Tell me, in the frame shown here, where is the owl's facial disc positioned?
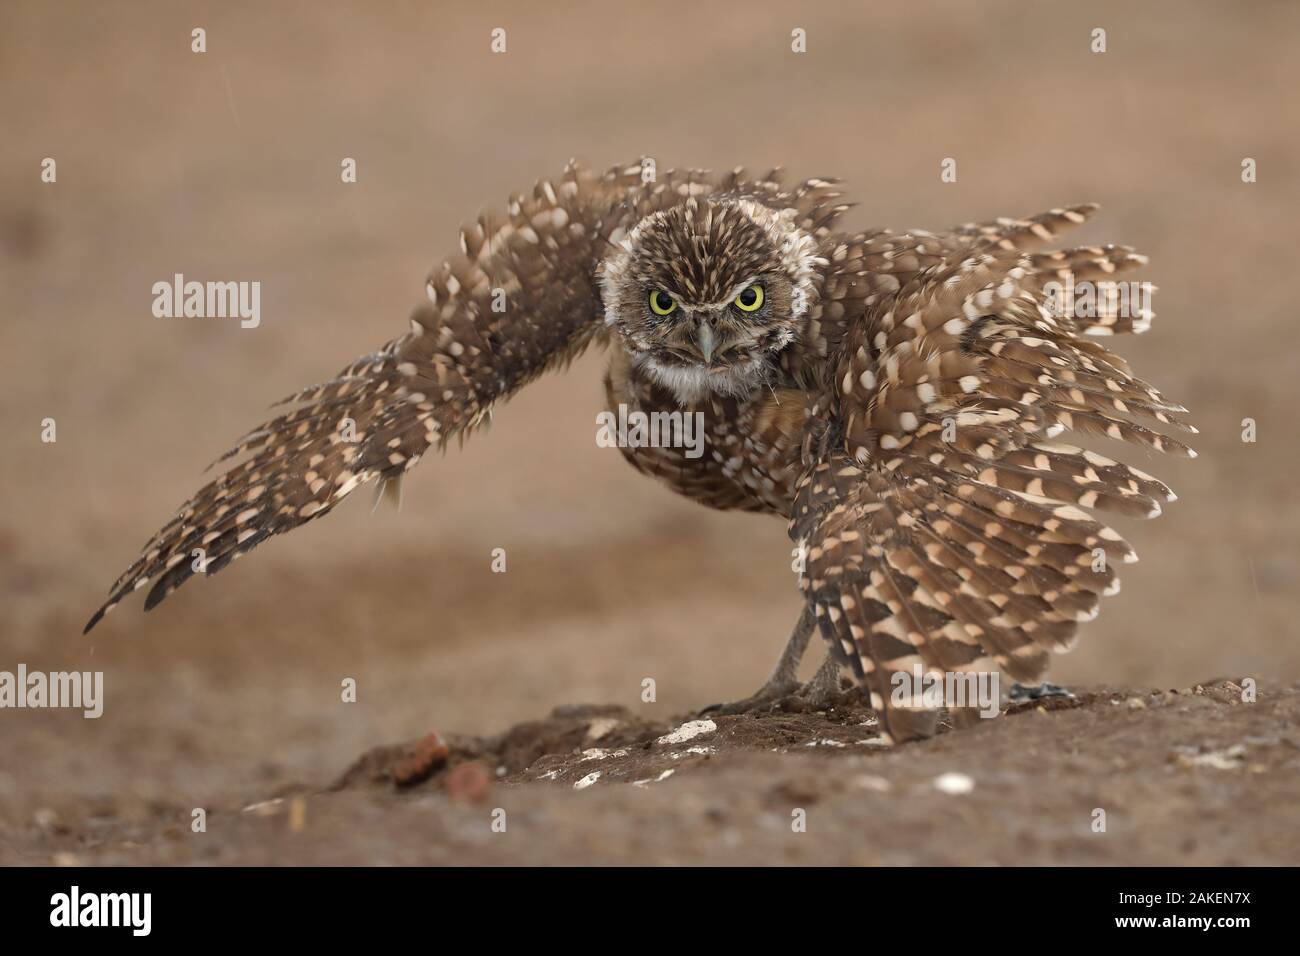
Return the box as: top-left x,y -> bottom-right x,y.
600,198 -> 821,404
633,280 -> 787,398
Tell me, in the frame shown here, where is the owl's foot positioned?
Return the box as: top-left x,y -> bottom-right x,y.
798,653 -> 844,709
701,606 -> 815,716
700,675 -> 802,716
1008,681 -> 1076,702
702,654 -> 847,715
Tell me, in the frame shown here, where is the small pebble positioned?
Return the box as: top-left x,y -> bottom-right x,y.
933,772 -> 975,794
446,762 -> 493,802
657,719 -> 717,745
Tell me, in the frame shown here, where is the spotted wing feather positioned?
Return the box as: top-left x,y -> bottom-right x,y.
793,214 -> 1191,742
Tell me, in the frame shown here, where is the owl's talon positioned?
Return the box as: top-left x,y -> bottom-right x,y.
703,654 -> 848,716
701,678 -> 800,716
703,607 -> 817,716
798,654 -> 844,709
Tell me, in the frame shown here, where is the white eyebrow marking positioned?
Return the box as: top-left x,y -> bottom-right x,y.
687,277 -> 763,312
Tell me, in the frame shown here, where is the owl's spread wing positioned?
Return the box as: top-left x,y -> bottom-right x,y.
86,162 -> 853,632
85,162 -> 617,631
791,213 -> 1194,743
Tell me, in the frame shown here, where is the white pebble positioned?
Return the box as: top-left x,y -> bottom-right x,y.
656,719 -> 717,745
933,772 -> 975,794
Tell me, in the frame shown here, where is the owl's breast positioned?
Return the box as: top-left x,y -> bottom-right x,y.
602,351 -> 807,515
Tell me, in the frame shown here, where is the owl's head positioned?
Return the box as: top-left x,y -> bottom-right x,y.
600,198 -> 821,404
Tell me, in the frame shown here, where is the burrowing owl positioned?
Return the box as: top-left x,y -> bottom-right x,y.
86,160 -> 1193,743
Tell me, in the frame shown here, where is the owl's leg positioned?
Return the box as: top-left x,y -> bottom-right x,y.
798,652 -> 844,708
701,605 -> 815,715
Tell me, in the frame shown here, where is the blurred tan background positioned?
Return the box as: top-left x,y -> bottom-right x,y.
2,0 -> 1298,813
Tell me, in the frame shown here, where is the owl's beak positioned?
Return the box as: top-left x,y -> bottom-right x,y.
694,323 -> 717,362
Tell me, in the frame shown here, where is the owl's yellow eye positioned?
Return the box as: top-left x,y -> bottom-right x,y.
734,284 -> 764,312
648,290 -> 677,316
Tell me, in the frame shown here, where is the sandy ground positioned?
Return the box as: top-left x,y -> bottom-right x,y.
2,0 -> 1298,865
12,682 -> 1300,866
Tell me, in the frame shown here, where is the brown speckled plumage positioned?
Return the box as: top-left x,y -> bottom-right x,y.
87,160 -> 1192,743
